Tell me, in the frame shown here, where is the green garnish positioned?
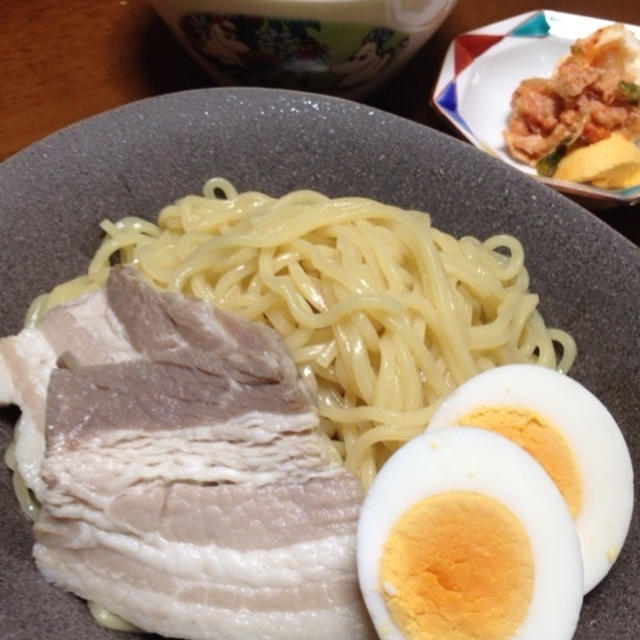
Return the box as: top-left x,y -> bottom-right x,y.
570,45 -> 584,56
619,81 -> 640,105
536,144 -> 567,177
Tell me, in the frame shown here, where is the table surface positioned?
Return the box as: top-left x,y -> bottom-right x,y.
1,0 -> 639,243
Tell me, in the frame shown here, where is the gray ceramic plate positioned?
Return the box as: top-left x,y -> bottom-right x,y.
0,87 -> 638,640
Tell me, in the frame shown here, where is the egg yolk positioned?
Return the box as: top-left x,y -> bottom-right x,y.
458,407 -> 582,518
380,491 -> 534,640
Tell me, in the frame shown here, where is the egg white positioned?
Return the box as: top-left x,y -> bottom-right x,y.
357,427 -> 584,640
427,364 -> 634,594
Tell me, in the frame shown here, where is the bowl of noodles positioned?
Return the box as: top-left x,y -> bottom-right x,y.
0,87 -> 639,639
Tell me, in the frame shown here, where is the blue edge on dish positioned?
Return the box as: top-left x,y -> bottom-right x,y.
435,10 -> 640,199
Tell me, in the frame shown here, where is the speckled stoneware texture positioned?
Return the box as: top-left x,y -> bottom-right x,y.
0,87 -> 638,640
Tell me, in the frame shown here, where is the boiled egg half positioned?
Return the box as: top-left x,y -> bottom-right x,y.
427,364 -> 634,593
357,427 -> 583,640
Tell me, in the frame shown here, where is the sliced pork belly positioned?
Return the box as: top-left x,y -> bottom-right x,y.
2,267 -> 375,640
0,284 -> 140,498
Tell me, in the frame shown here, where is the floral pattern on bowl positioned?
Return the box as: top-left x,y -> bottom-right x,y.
432,10 -> 640,207
180,13 -> 409,93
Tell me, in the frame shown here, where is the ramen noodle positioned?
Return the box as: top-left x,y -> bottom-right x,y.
21,179 -> 576,490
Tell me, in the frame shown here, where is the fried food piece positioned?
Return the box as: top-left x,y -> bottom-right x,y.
504,24 -> 640,169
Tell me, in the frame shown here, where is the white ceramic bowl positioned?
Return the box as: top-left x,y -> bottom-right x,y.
151,0 -> 458,98
432,10 -> 640,207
